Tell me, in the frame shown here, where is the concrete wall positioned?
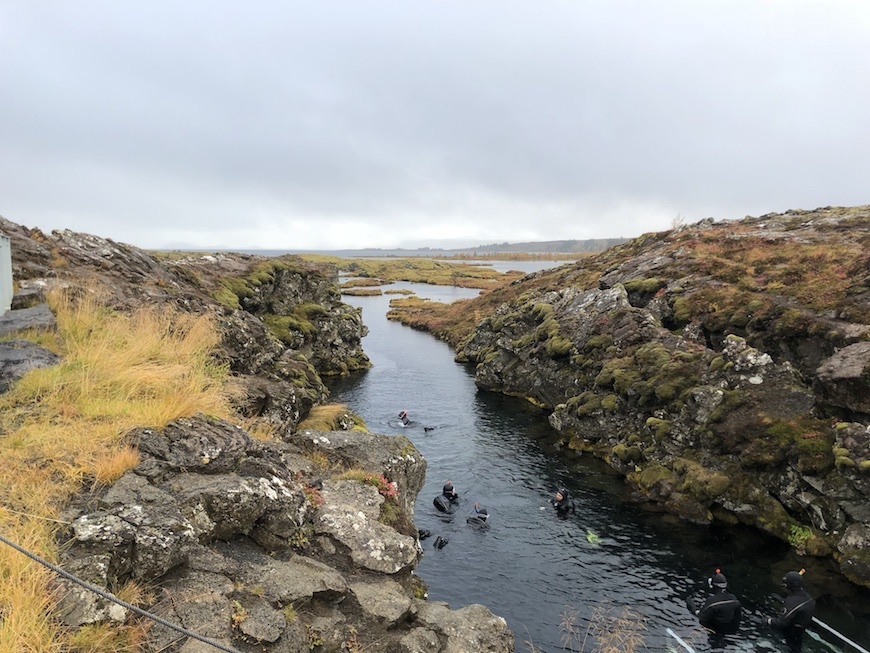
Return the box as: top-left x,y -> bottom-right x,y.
0,233 -> 11,315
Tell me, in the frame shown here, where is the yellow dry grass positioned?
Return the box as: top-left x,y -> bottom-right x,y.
297,403 -> 367,432
0,288 -> 239,652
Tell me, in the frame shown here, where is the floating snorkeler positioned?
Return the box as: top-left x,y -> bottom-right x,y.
548,487 -> 575,518
433,481 -> 459,513
466,503 -> 489,528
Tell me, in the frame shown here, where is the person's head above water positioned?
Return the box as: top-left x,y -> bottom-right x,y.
442,482 -> 456,497
783,570 -> 805,590
708,570 -> 728,590
473,503 -> 488,521
555,487 -> 569,501
399,410 -> 407,419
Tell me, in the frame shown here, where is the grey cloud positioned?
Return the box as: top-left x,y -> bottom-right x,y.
1,1 -> 868,249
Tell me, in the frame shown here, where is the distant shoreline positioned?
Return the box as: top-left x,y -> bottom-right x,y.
152,239 -> 627,260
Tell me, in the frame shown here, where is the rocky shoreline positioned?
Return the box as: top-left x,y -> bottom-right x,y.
448,206 -> 870,587
0,215 -> 515,652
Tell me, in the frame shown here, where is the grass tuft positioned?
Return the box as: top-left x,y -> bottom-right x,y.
0,288 -> 238,650
297,404 -> 367,432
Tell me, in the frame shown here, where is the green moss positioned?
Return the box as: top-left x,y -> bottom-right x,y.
263,314 -> 316,343
708,389 -> 745,423
214,284 -> 241,310
623,278 -> 666,294
645,417 -> 672,440
531,303 -> 554,321
568,391 -> 602,417
611,443 -> 629,462
483,347 -> 500,363
832,447 -> 850,458
634,463 -> 674,490
513,333 -> 535,349
611,368 -> 638,394
295,303 -> 328,319
601,394 -> 619,411
546,334 -> 573,357
672,296 -> 693,323
634,341 -> 671,369
410,575 -> 428,600
788,524 -> 812,548
859,460 -> 870,473
379,501 -> 399,526
678,460 -> 731,502
585,334 -> 614,351
612,444 -> 642,463
709,356 -> 725,372
835,456 -> 856,469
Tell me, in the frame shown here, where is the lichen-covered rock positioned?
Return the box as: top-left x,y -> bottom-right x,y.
411,601 -> 515,653
815,342 -> 870,417
316,480 -> 419,574
454,207 -> 870,586
1,215 -> 367,430
0,304 -> 56,336
350,578 -> 413,625
55,415 -> 512,651
293,428 -> 426,521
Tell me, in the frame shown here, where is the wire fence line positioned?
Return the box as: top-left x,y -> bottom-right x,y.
0,531 -> 243,653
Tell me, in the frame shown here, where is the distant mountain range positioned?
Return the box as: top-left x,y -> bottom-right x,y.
226,238 -> 630,258
464,238 -> 629,254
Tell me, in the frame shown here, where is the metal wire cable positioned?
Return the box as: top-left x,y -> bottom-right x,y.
0,532 -> 242,653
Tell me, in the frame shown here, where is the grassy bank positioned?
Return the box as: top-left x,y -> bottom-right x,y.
0,289 -> 239,651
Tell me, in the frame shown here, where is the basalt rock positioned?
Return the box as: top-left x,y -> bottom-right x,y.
814,342 -> 870,418
0,215 -> 514,651
0,337 -> 61,393
56,415 -> 513,652
0,215 -> 366,431
455,206 -> 870,587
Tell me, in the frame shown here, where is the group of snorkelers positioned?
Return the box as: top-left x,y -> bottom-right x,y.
420,482 -> 574,550
403,398 -> 823,652
424,478 -> 817,652
431,482 -> 489,525
417,482 -> 489,550
685,567 -> 817,652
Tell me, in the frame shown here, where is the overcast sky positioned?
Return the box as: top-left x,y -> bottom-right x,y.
1,2 -> 868,250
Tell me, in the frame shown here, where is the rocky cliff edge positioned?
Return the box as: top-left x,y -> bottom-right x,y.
454,206 -> 870,587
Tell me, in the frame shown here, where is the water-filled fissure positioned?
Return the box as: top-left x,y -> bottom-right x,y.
326,278 -> 870,653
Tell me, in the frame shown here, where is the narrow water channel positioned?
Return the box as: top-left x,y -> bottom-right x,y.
326,279 -> 870,653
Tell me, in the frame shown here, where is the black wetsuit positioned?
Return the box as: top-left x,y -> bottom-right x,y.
549,495 -> 575,517
693,590 -> 742,634
466,514 -> 488,527
769,589 -> 816,652
433,491 -> 458,513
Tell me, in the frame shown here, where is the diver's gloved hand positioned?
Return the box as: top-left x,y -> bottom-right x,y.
686,597 -> 698,614
748,614 -> 768,625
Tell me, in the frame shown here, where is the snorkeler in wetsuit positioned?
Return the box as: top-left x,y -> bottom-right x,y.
687,570 -> 741,649
466,503 -> 489,527
756,570 -> 816,652
548,487 -> 575,518
433,482 -> 459,513
398,410 -> 410,426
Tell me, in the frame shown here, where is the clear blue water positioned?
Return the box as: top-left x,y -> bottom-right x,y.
326,280 -> 870,653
